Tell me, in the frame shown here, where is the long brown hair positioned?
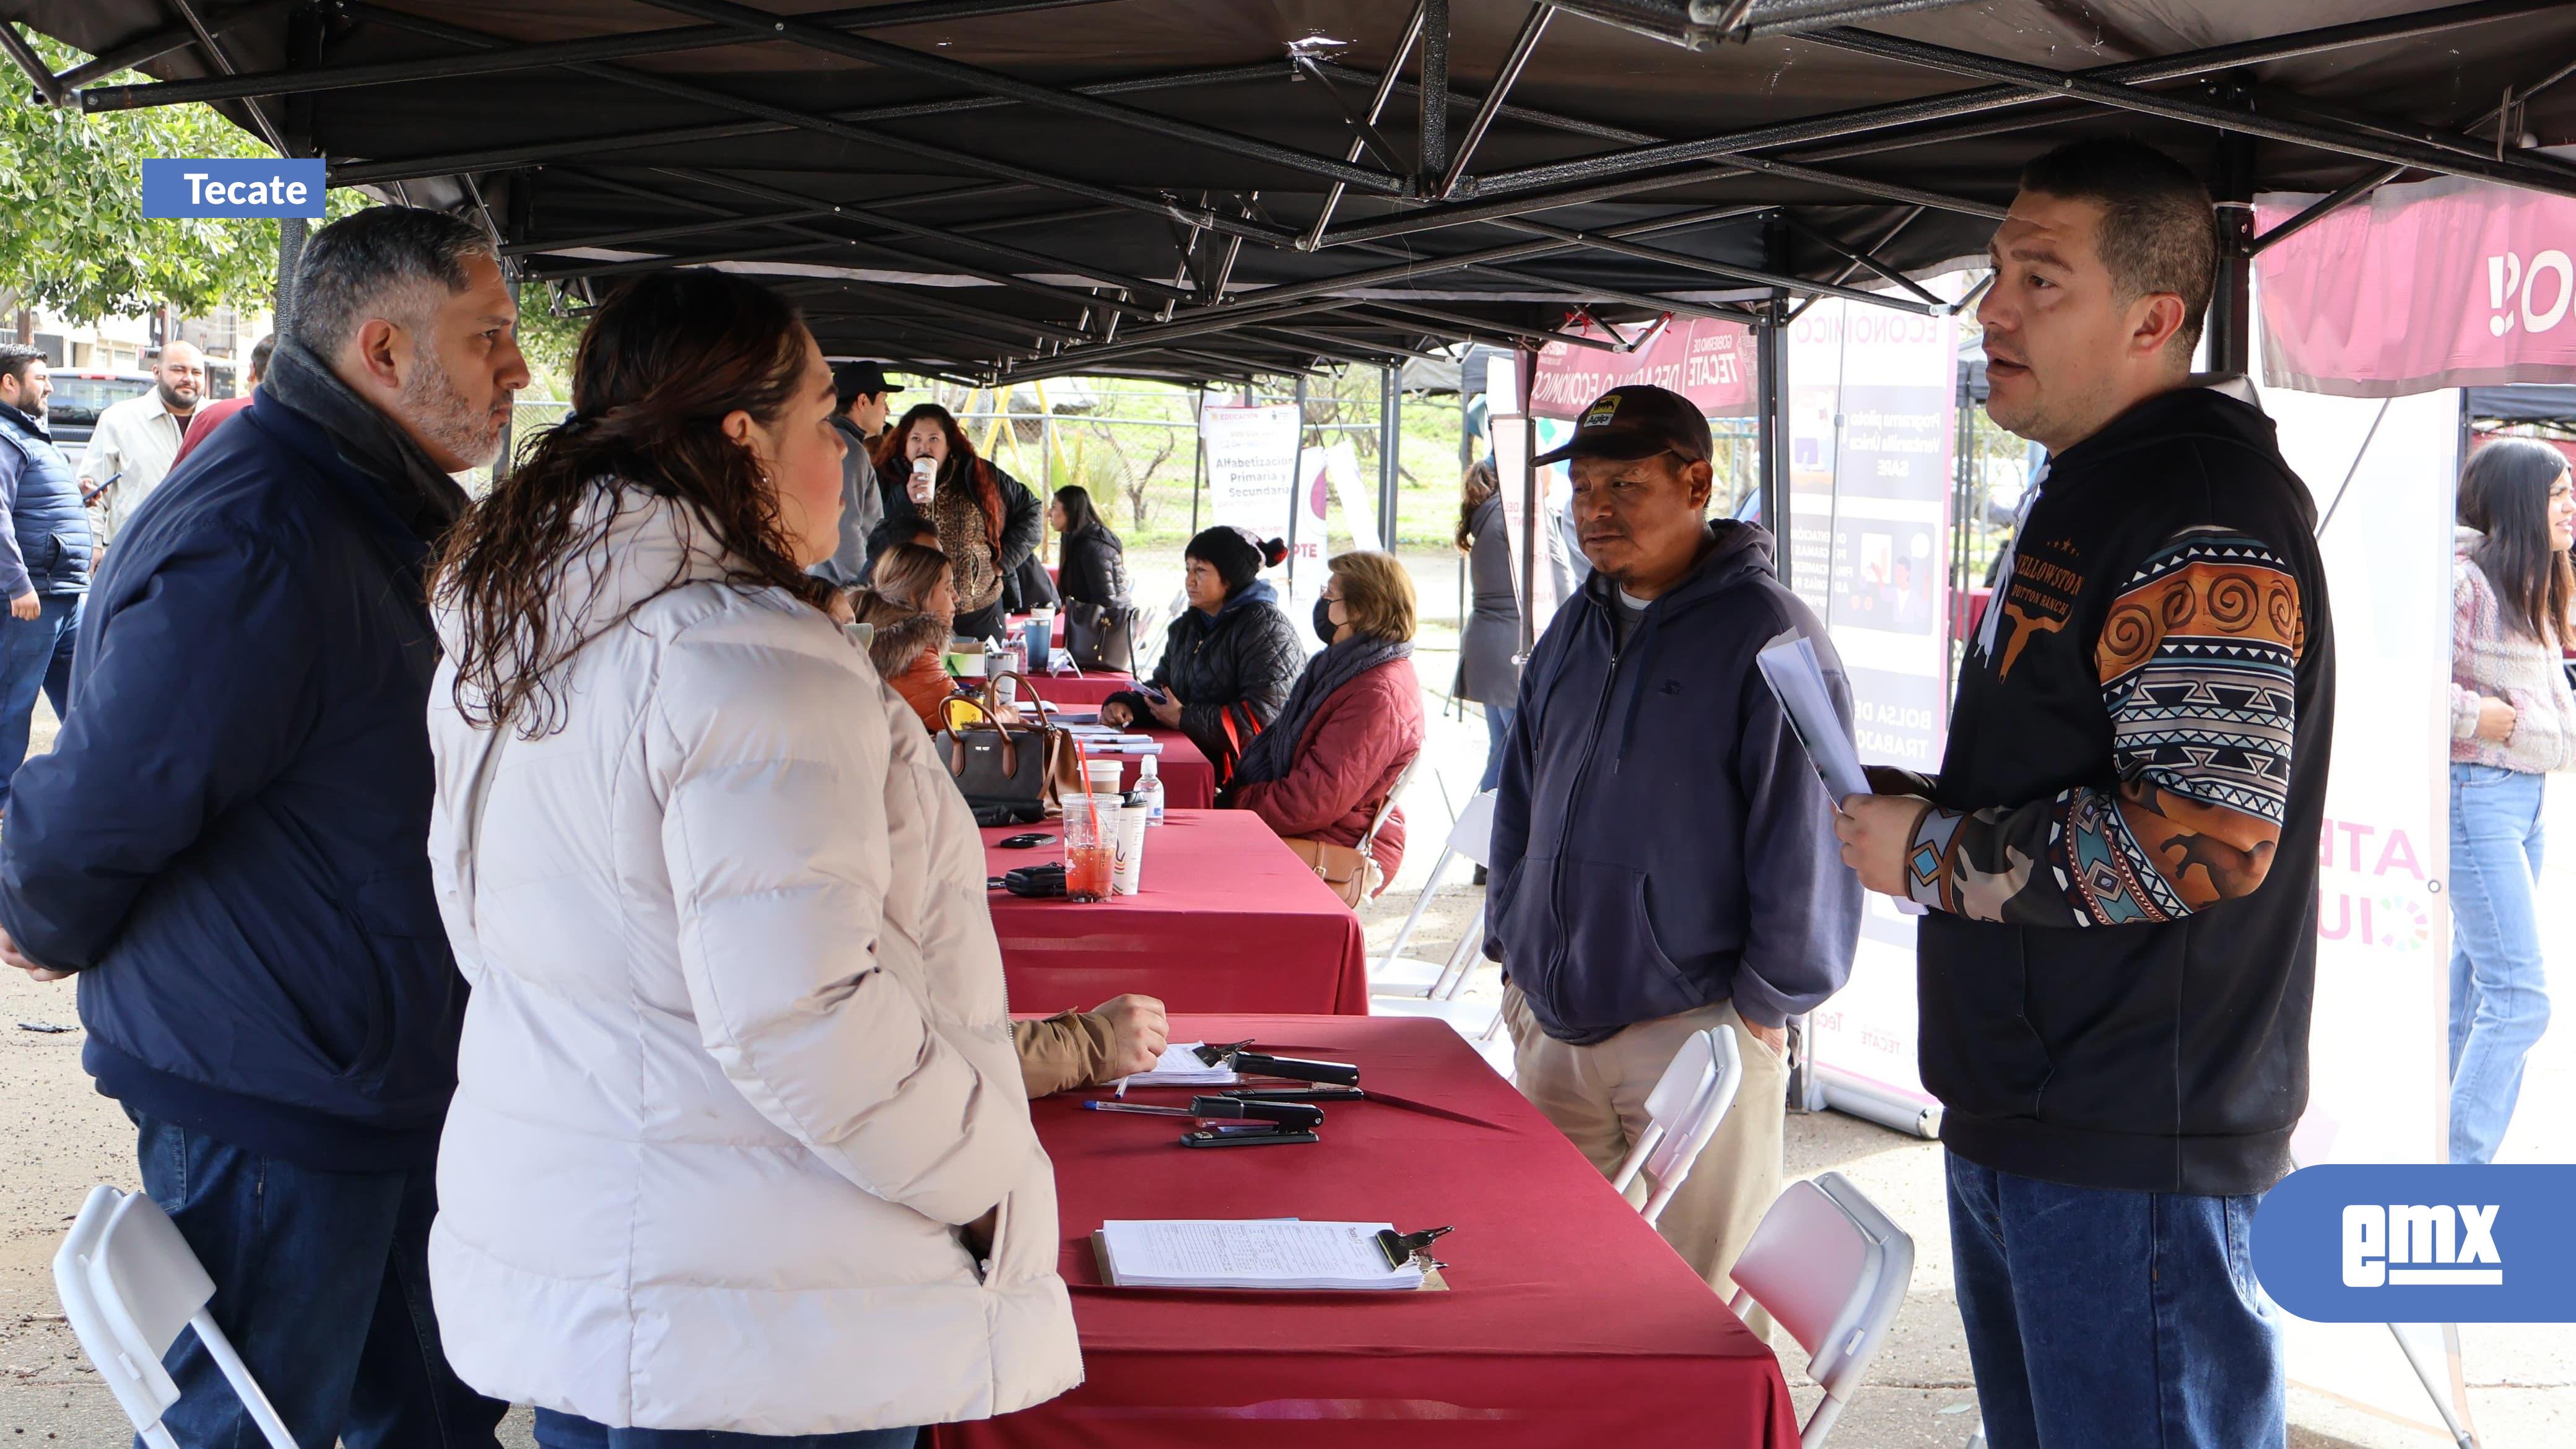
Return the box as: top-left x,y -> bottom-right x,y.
1456,459 -> 1498,553
433,271 -> 833,736
2461,437 -> 2576,644
853,541 -> 951,618
869,402 -> 981,484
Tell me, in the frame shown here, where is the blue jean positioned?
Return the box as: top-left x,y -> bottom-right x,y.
2447,762 -> 2552,1165
1947,1154 -> 2282,1449
0,591 -> 77,810
534,1411 -> 918,1449
133,1114 -> 506,1449
1477,702 -> 1518,794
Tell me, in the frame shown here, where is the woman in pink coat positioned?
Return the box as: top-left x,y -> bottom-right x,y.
1222,551 -> 1425,902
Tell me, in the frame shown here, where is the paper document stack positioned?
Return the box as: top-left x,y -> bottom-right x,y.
1755,635 -> 1927,916
1116,1043 -> 1240,1088
1097,1220 -> 1424,1290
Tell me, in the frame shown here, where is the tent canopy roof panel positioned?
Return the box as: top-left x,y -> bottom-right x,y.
9,0 -> 2576,383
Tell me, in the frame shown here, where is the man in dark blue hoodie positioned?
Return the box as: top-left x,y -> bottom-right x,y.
1487,383 -> 1862,1299
0,344 -> 90,815
0,208 -> 523,1449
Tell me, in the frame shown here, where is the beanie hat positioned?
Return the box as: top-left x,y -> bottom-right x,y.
1186,526 -> 1287,593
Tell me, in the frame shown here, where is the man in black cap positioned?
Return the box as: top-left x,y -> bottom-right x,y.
1484,384 -> 1862,1302
815,360 -> 900,586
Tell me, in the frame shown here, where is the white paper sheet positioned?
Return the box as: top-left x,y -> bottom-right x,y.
1098,1220 -> 1422,1290
1114,1043 -> 1240,1089
1756,635 -> 1926,915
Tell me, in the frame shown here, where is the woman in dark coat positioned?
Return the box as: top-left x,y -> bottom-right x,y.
1101,526 -> 1300,785
1456,461 -> 1523,794
1049,485 -> 1129,612
866,403 -> 1041,641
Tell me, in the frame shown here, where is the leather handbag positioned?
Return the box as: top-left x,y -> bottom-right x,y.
934,674 -> 1081,824
1065,600 -> 1142,672
1282,835 -> 1377,908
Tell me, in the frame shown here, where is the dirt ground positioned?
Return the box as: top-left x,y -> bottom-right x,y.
1,578 -> 2569,1447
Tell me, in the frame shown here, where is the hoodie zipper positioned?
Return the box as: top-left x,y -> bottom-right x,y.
1543,600 -> 1624,988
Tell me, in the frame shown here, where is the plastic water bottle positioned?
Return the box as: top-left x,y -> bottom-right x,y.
1134,754 -> 1166,825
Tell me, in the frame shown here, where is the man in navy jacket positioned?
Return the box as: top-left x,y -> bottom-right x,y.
1487,384 -> 1862,1300
0,345 -> 90,814
0,207 -> 526,1449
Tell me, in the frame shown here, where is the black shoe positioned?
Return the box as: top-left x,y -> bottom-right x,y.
1472,865 -> 1488,887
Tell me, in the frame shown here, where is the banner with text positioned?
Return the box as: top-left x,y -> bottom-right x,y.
2256,174 -> 2576,394
1785,297 -> 1958,1122
1530,315 -> 1759,420
1201,404 -> 1300,546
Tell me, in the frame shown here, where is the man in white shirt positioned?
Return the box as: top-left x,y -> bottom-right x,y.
79,340 -> 204,550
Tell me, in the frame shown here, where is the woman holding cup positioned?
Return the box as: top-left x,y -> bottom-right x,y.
866,404 -> 1041,643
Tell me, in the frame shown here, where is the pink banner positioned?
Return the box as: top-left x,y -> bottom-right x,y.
2256,176 -> 2576,396
1528,315 -> 1757,419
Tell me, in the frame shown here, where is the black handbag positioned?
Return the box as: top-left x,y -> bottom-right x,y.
1066,600 -> 1142,672
933,682 -> 1077,825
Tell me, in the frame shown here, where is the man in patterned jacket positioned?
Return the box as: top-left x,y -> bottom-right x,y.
1835,137 -> 2334,1449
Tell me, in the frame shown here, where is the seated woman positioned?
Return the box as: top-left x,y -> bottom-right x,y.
1100,526 -> 1300,785
848,541 -> 959,731
1050,484 -> 1129,611
1221,551 -> 1425,904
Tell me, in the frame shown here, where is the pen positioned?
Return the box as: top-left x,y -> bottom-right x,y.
1081,1101 -> 1196,1117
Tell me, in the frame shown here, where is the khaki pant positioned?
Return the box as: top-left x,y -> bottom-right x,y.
1505,985 -> 1788,1308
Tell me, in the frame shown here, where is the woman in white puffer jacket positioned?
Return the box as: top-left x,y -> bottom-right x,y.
420,272 -> 1079,1449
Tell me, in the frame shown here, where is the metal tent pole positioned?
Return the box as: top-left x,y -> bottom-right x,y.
2210,131 -> 2256,376
1378,364 -> 1401,547
1287,374 -> 1310,594
1756,305 -> 1790,586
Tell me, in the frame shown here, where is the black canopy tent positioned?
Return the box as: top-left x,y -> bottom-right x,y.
6,0 -> 2576,561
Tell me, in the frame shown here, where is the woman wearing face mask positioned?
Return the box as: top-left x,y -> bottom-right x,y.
850,541 -> 961,731
424,271 -> 1079,1448
1219,551 -> 1425,905
866,403 -> 1042,642
1099,526 -> 1299,786
2446,437 -> 2576,1165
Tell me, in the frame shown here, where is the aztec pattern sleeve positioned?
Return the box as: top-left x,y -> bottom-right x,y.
1903,527 -> 2304,926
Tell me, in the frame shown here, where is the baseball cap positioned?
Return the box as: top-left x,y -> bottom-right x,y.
1533,384 -> 1712,467
832,361 -> 904,406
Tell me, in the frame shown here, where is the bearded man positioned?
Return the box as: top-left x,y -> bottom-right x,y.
0,206 -> 524,1449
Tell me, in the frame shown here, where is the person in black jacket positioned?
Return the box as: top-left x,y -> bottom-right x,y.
1835,140 -> 2333,1449
1101,526 -> 1299,784
864,403 -> 1040,640
0,209 -> 521,1449
0,346 -> 90,814
1050,484 -> 1128,612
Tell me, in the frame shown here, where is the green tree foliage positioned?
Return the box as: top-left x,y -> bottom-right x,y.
0,29 -> 363,324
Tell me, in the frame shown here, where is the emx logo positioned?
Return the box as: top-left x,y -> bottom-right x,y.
2343,1203 -> 2502,1286
2256,1165 -> 2574,1321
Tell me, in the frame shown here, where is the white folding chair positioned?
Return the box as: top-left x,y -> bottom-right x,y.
54,1185 -> 296,1449
1609,1026 -> 1744,1226
1370,788 -> 1497,998
1727,1172 -> 1915,1448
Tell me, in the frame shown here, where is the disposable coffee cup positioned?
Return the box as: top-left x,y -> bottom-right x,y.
908,456 -> 936,505
1084,759 -> 1126,797
1112,804 -> 1149,895
994,673 -> 1019,707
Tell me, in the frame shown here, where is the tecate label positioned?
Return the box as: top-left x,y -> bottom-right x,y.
143,159 -> 327,218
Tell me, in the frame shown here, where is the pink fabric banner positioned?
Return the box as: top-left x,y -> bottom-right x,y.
2256,175 -> 2576,396
1528,315 -> 1757,419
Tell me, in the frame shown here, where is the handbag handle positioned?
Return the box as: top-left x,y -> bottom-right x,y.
939,696 -> 1020,779
980,670 -> 1056,729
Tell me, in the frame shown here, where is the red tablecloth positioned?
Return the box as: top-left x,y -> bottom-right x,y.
1019,675 -> 1216,809
1020,671 -> 1133,707
983,813 -> 1367,1015
936,1015 -> 1799,1449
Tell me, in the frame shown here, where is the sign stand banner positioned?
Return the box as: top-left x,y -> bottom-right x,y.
1783,298 -> 1957,1123
1529,316 -> 1759,421
1201,404 -> 1301,543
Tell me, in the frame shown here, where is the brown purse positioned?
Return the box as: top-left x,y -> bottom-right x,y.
1282,836 -> 1377,908
934,675 -> 1077,825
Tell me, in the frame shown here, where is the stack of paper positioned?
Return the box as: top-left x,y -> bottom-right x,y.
1756,635 -> 1928,918
1097,1220 -> 1423,1290
1116,1043 -> 1239,1088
